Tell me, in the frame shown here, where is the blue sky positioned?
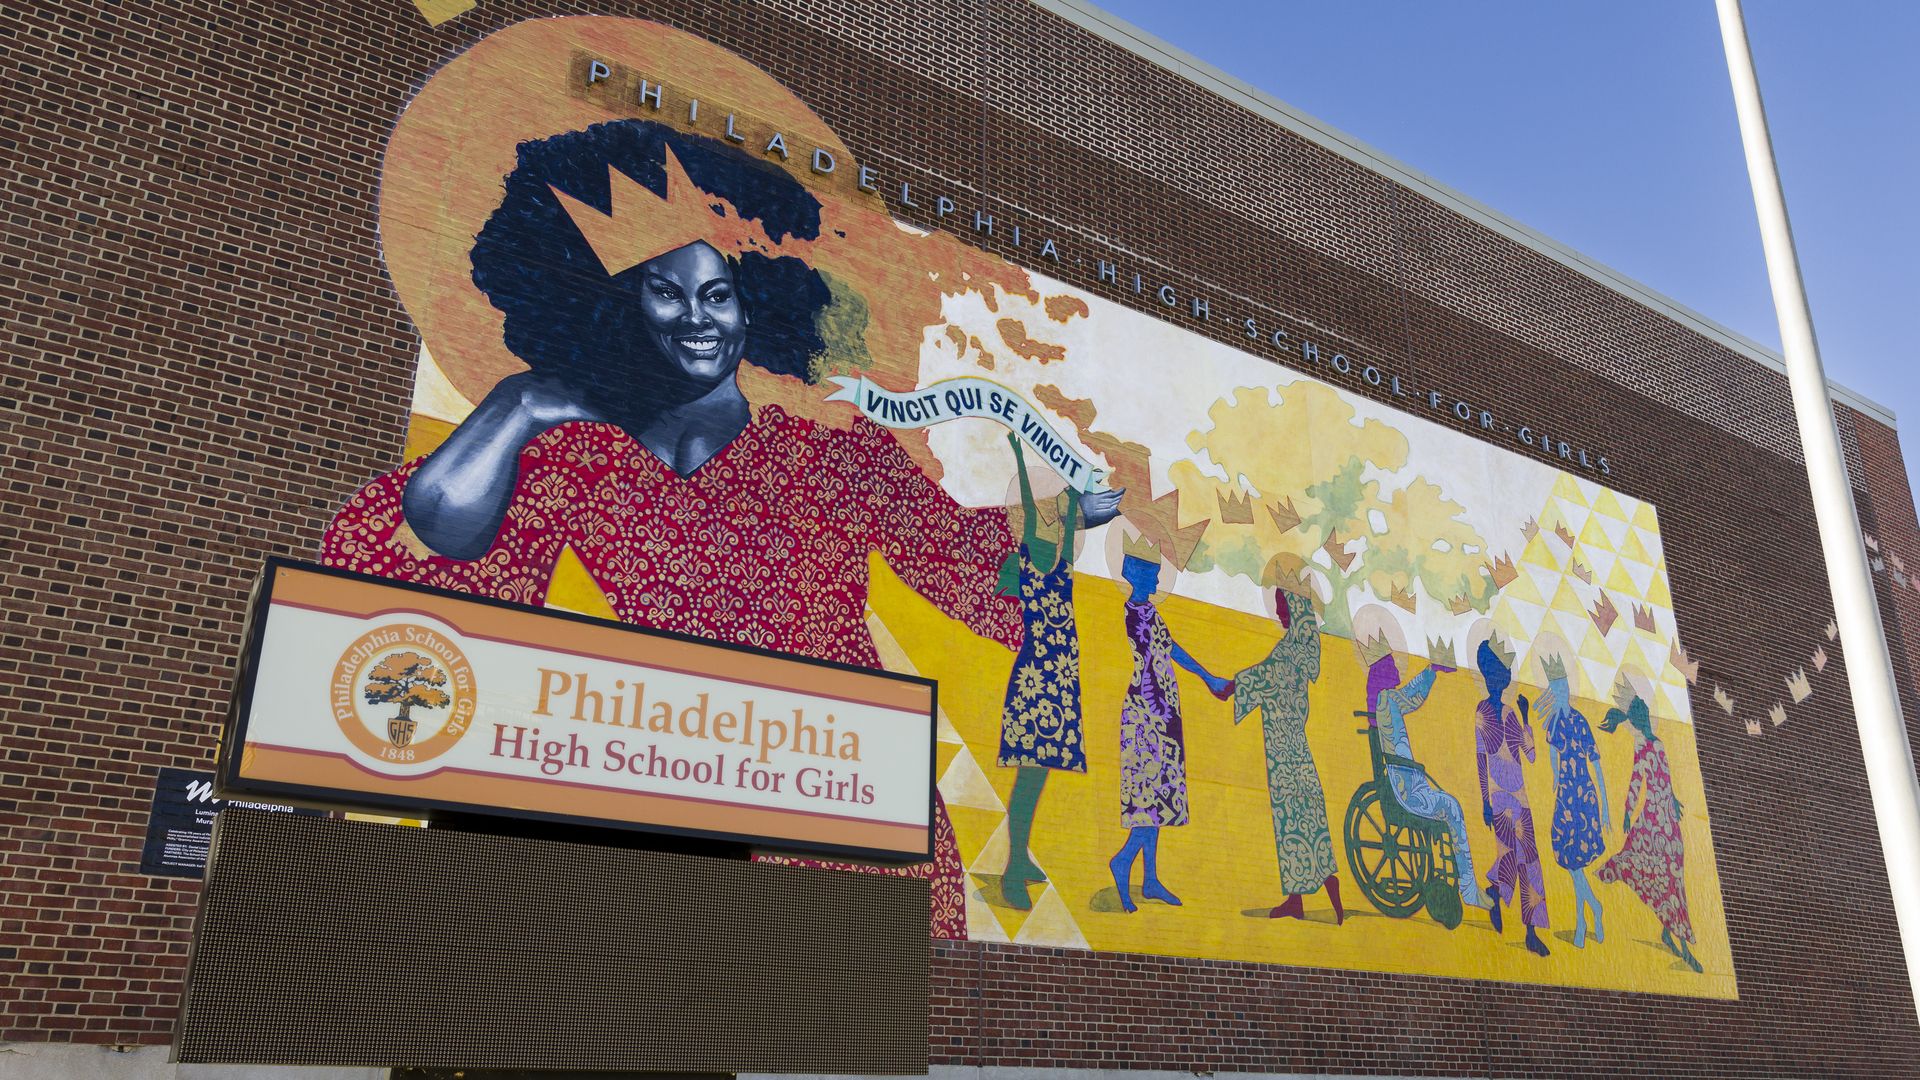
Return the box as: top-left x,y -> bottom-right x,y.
1090,0 -> 1919,498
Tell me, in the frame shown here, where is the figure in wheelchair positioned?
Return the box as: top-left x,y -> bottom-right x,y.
1341,631 -> 1492,929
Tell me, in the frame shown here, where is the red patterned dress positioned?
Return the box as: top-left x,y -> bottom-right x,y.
322,404 -> 1022,938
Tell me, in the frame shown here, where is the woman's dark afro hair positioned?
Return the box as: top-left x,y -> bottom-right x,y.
469,119 -> 833,384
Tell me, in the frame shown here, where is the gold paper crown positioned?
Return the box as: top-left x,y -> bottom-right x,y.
1357,630 -> 1394,668
1426,636 -> 1458,669
549,145 -> 788,277
1121,532 -> 1163,565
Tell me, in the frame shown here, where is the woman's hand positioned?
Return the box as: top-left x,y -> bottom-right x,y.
502,371 -> 604,431
1077,487 -> 1125,528
1207,675 -> 1235,701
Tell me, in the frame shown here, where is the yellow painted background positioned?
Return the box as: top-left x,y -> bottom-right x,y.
866,556 -> 1735,999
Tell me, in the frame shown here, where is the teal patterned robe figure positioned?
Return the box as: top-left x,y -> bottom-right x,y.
1232,594 -> 1336,894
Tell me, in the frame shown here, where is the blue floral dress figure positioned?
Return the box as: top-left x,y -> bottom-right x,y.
1542,655 -> 1608,947
993,436 -> 1084,910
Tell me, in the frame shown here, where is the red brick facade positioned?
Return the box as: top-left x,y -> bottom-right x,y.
3,1 -> 1917,1074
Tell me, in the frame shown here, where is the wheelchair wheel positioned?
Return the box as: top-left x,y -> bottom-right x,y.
1343,783 -> 1432,919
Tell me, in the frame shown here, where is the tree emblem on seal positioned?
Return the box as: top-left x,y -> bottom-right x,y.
362,651 -> 452,748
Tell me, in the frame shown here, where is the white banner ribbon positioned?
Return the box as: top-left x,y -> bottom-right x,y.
826,375 -> 1107,492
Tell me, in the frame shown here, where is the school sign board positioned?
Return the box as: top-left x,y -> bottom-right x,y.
220,559 -> 937,861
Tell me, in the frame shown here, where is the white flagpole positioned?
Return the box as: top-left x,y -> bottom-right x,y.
1716,0 -> 1920,1020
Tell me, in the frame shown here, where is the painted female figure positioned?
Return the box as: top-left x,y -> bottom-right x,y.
1541,654 -> 1609,947
1364,640 -> 1492,918
322,120 -> 1126,937
1109,546 -> 1233,913
1473,638 -> 1550,956
1597,675 -> 1702,972
993,435 -> 1086,911
1232,581 -> 1342,924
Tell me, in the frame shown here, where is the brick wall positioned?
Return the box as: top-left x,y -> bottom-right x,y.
3,1 -> 1916,1074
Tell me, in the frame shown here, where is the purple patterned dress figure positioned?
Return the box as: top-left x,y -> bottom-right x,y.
1108,543 -> 1233,913
1473,638 -> 1550,956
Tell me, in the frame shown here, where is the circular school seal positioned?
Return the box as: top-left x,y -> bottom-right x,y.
331,622 -> 477,769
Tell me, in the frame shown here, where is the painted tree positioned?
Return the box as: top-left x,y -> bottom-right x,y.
1361,478 -> 1498,620
363,651 -> 451,723
1172,381 -> 1494,637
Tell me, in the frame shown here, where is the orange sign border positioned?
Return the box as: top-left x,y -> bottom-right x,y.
218,558 -> 937,862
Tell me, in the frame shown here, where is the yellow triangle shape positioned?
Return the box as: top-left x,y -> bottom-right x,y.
1522,534 -> 1562,570
1578,627 -> 1614,664
1503,568 -> 1544,604
1012,886 -> 1091,949
1591,489 -> 1626,520
936,741 -> 963,777
1605,559 -> 1641,596
949,804 -> 1008,872
544,545 -> 618,619
939,745 -> 1007,812
1578,516 -> 1615,553
1644,566 -> 1673,608
1491,603 -> 1530,642
1618,528 -> 1651,563
1618,637 -> 1655,678
1551,473 -> 1587,504
1632,502 -> 1660,530
1551,579 -> 1588,616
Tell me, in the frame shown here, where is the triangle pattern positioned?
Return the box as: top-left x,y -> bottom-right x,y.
1590,489 -> 1627,520
1504,568 -> 1546,605
1579,627 -> 1615,664
965,889 -> 1013,942
1523,534 -> 1564,571
1012,885 -> 1091,949
940,744 -> 1008,812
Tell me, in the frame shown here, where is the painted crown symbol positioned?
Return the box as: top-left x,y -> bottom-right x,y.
1121,531 -> 1163,565
1484,632 -> 1517,670
1357,630 -> 1395,667
1632,603 -> 1657,633
549,145 -> 790,277
1217,489 -> 1255,525
1541,653 -> 1569,683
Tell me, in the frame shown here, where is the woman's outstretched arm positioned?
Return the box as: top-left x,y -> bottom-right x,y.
403,372 -> 601,559
1169,637 -> 1232,698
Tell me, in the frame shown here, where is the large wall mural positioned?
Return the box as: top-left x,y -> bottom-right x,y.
324,16 -> 1734,998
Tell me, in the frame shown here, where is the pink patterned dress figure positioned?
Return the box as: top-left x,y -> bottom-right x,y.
1597,678 -> 1703,973
322,120 -> 1129,938
1473,638 -> 1550,956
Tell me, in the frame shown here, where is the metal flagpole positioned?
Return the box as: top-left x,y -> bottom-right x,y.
1715,0 -> 1920,1020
